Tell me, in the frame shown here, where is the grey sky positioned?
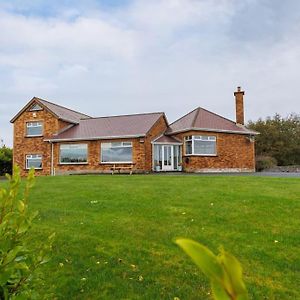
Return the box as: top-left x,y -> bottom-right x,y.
1,0 -> 300,146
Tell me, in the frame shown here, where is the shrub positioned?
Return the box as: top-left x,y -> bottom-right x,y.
0,146 -> 12,176
0,166 -> 55,299
255,155 -> 277,171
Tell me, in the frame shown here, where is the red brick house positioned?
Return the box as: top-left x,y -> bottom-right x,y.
11,87 -> 258,176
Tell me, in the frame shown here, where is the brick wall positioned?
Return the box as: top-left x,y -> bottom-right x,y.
13,108 -> 70,176
53,115 -> 168,175
173,130 -> 255,172
52,138 -> 147,175
144,115 -> 168,171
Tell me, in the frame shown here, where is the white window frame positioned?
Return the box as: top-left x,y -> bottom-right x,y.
101,142 -> 133,164
26,154 -> 42,169
184,135 -> 217,156
26,121 -> 43,137
59,143 -> 88,164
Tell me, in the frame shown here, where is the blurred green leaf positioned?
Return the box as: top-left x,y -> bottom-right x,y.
218,248 -> 248,299
211,281 -> 231,300
176,239 -> 248,300
17,200 -> 25,213
176,239 -> 224,283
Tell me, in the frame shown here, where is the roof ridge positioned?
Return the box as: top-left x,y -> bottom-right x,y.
35,97 -> 91,118
81,111 -> 164,120
191,107 -> 200,127
168,107 -> 199,126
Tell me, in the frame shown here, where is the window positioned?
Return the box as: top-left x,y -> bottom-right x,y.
173,145 -> 182,170
26,122 -> 43,136
26,154 -> 42,169
184,135 -> 216,155
185,136 -> 193,155
101,142 -> 132,163
60,144 -> 88,164
29,103 -> 43,111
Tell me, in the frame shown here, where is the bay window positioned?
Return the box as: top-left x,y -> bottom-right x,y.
101,142 -> 132,163
60,144 -> 88,164
184,135 -> 216,155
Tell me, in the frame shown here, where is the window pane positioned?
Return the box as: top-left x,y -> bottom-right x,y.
173,146 -> 178,169
194,140 -> 216,155
101,143 -> 132,162
185,140 -> 192,154
154,145 -> 162,168
199,136 -> 209,140
26,122 -> 43,136
111,142 -> 122,147
26,155 -> 42,169
60,144 -> 88,163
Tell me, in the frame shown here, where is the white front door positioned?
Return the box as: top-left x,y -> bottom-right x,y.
162,145 -> 173,171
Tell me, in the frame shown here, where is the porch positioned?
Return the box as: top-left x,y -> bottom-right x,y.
152,135 -> 182,172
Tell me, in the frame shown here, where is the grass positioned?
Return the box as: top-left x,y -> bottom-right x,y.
2,174 -> 300,299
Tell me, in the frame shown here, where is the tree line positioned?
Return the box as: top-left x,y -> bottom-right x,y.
248,113 -> 300,167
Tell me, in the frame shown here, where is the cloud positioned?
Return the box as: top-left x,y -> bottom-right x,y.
0,0 -> 300,146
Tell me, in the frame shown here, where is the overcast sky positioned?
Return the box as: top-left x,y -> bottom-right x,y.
1,0 -> 300,146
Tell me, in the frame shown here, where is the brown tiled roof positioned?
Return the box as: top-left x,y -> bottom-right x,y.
48,112 -> 165,141
166,107 -> 258,135
153,135 -> 182,144
10,97 -> 90,124
37,98 -> 90,123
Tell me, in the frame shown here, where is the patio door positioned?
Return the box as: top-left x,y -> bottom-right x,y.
162,145 -> 173,171
153,144 -> 182,172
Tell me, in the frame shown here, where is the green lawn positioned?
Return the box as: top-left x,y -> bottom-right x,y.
3,175 -> 300,299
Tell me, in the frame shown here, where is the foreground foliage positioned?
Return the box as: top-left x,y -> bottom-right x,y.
176,239 -> 248,300
0,167 -> 54,299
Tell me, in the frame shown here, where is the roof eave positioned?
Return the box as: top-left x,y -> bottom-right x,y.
152,133 -> 183,144
166,127 -> 259,136
45,134 -> 146,142
151,141 -> 183,145
58,117 -> 78,124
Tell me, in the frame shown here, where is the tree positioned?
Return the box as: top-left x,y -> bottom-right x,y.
248,113 -> 300,166
0,146 -> 13,175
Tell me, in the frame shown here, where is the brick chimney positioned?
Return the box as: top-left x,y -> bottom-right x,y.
234,86 -> 245,125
